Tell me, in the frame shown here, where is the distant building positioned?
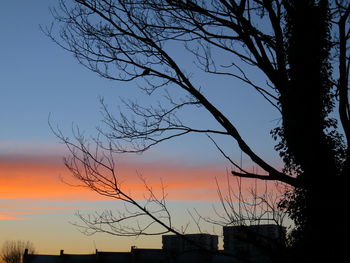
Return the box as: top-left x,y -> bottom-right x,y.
23,225 -> 287,263
223,224 -> 286,263
162,233 -> 218,254
130,247 -> 166,263
23,249 -> 132,263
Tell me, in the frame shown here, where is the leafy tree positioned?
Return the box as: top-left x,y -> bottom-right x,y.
1,240 -> 35,263
46,0 -> 350,262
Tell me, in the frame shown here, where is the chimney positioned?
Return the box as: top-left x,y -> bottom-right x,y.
23,249 -> 29,263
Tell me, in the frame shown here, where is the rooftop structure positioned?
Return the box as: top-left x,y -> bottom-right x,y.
162,233 -> 218,254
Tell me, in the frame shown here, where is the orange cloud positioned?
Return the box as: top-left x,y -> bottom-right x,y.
0,159 -> 95,200
0,154 -> 284,225
0,196 -> 88,221
0,155 -> 230,202
1,153 -> 277,204
0,208 -> 83,221
0,213 -> 24,221
0,211 -> 48,221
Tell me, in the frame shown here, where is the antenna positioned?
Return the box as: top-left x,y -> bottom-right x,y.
93,240 -> 97,253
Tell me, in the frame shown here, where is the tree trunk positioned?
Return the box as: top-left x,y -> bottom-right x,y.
281,1 -> 348,262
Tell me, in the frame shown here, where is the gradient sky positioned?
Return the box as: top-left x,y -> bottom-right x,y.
0,0 -> 283,255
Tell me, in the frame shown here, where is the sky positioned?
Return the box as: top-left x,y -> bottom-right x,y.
0,0 -> 283,255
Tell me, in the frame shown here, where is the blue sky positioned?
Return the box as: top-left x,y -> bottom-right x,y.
0,0 -> 280,156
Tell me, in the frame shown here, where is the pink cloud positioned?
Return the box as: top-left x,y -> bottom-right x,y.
0,154 -> 231,202
1,153 -> 277,204
0,200 -> 86,221
0,213 -> 25,221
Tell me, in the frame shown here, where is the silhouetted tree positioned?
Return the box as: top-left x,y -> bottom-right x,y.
1,240 -> 35,263
47,1 -> 350,262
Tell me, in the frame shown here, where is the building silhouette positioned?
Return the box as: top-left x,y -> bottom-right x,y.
23,224 -> 285,263
162,233 -> 218,253
23,247 -> 165,263
223,224 -> 286,263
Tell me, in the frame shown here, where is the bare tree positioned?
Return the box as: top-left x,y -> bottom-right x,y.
1,240 -> 35,263
202,175 -> 289,262
208,176 -> 288,228
46,1 -> 350,262
52,128 -> 288,263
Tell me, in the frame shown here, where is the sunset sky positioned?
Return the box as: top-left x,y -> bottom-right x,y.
0,0 -> 283,255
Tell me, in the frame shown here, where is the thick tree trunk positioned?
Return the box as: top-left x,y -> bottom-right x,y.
298,176 -> 348,262
280,1 -> 349,262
